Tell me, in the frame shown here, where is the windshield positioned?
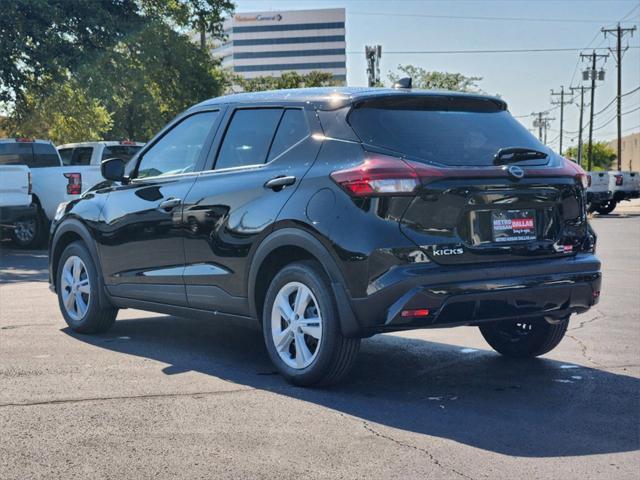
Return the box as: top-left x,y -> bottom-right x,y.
348,98 -> 547,167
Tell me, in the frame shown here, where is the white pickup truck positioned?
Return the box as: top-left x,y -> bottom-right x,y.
0,139 -> 144,247
57,140 -> 143,173
587,170 -> 640,215
0,138 -> 94,246
0,163 -> 38,246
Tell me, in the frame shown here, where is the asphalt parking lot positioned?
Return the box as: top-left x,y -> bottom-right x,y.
1,208 -> 639,479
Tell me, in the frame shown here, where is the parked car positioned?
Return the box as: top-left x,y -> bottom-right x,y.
592,171 -> 640,215
0,163 -> 37,247
49,87 -> 601,386
0,138 -> 87,246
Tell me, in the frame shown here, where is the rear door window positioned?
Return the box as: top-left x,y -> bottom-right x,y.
0,143 -> 33,166
215,109 -> 283,170
32,143 -> 61,167
348,97 -> 547,167
69,147 -> 93,166
102,145 -> 142,163
59,148 -> 73,165
267,109 -> 309,161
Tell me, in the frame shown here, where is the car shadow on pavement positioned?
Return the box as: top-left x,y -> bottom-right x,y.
0,247 -> 49,284
63,313 -> 639,459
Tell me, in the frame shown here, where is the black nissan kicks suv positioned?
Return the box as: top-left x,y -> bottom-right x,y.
49,87 -> 601,386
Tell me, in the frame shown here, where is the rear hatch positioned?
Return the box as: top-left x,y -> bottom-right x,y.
347,94 -> 590,266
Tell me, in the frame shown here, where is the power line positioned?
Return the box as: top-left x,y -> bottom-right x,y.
348,11 -> 637,24
345,46 -> 639,55
593,88 -> 640,117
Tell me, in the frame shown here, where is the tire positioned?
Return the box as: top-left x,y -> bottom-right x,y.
11,209 -> 44,248
262,261 -> 360,387
595,200 -> 617,215
57,241 -> 117,334
479,317 -> 569,358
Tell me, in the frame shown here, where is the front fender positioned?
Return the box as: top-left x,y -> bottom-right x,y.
49,218 -> 113,310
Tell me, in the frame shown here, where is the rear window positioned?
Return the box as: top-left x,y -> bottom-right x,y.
59,148 -> 73,165
102,145 -> 142,163
32,143 -> 61,167
69,147 -> 93,166
348,97 -> 546,167
0,143 -> 33,166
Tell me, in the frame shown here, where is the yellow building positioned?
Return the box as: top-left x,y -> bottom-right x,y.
608,132 -> 640,171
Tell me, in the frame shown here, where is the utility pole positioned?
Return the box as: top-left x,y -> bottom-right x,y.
602,23 -> 637,170
580,50 -> 608,171
570,85 -> 590,167
365,45 -> 382,87
551,86 -> 572,155
532,111 -> 554,144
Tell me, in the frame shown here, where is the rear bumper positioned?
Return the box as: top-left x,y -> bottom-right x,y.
348,253 -> 601,335
0,204 -> 37,229
613,190 -> 640,201
587,190 -> 612,203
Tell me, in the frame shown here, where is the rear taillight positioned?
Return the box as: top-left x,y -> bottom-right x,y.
64,172 -> 82,195
27,172 -> 32,195
15,137 -> 34,143
330,154 -> 443,197
587,175 -> 592,187
615,174 -> 623,186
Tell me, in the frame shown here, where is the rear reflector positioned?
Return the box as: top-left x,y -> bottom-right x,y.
401,308 -> 430,318
64,172 -> 82,195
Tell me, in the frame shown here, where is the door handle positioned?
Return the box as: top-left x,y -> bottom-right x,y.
158,198 -> 182,212
264,175 -> 296,191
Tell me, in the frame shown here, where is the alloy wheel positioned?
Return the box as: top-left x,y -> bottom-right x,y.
270,281 -> 323,369
60,256 -> 91,321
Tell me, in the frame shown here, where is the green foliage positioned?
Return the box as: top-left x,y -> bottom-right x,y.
388,65 -> 483,92
564,142 -> 616,170
141,0 -> 234,48
76,21 -> 226,140
236,71 -> 340,92
6,80 -> 112,144
5,1 -> 233,143
0,0 -> 140,103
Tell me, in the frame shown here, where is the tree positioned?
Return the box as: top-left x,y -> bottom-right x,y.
564,142 -> 616,170
77,21 -> 227,140
142,0 -> 234,49
6,80 -> 112,144
237,71 -> 340,92
388,65 -> 482,92
0,0 -> 140,103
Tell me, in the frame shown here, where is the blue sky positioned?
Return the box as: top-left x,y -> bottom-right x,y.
233,0 -> 640,149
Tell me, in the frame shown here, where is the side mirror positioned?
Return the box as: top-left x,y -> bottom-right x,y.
101,157 -> 126,182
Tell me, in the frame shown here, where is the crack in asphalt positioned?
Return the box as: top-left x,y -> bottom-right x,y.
0,323 -> 56,330
0,387 -> 256,408
565,334 -> 608,369
338,412 -> 476,480
569,310 -> 606,332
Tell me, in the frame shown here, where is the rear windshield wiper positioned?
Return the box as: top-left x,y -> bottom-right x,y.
493,147 -> 548,165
